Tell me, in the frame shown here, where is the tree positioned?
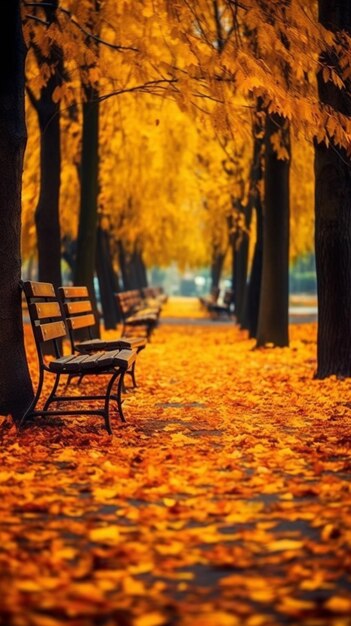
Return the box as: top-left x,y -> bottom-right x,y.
256,111 -> 291,347
0,0 -> 33,420
315,0 -> 351,378
241,104 -> 265,336
95,214 -> 121,329
26,0 -> 63,291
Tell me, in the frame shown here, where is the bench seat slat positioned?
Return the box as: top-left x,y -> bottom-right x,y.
75,337 -> 146,353
49,349 -> 136,373
126,313 -> 157,323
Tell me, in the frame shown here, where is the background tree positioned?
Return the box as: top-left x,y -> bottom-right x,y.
315,0 -> 351,378
73,0 -> 101,336
256,111 -> 291,347
25,0 -> 63,291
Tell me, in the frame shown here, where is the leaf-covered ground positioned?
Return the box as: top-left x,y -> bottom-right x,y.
1,298 -> 351,626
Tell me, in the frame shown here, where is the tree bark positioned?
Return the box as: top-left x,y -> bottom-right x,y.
118,243 -> 147,290
315,0 -> 351,377
74,87 -> 100,337
256,112 -> 290,347
96,224 -> 121,329
31,0 -> 62,291
34,92 -> 62,289
230,202 -> 250,325
246,200 -> 263,338
0,1 -> 33,420
241,103 -> 264,335
134,249 -> 148,289
210,246 -> 225,291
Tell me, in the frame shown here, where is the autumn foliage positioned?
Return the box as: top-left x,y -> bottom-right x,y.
1,300 -> 351,625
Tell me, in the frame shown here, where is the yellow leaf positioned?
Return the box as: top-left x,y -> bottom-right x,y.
163,497 -> 176,507
325,596 -> 351,613
89,526 -> 120,543
187,612 -> 240,626
267,539 -> 304,552
93,486 -> 120,499
133,612 -> 166,626
122,576 -> 146,596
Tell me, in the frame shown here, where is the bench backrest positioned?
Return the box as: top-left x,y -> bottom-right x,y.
58,286 -> 95,352
115,290 -> 142,319
21,281 -> 66,362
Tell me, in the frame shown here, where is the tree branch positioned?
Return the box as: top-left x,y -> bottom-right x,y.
23,2 -> 139,52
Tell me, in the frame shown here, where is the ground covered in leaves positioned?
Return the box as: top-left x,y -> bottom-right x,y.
1,298 -> 351,626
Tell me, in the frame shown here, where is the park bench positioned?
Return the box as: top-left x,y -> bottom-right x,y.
199,287 -> 220,312
115,289 -> 159,340
207,288 -> 234,319
58,285 -> 146,388
20,280 -> 137,434
142,286 -> 168,306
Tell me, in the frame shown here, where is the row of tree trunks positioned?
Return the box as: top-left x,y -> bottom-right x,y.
230,107 -> 290,348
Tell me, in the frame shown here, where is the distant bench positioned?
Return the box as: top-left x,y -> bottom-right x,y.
115,289 -> 161,340
200,288 -> 234,320
142,286 -> 168,306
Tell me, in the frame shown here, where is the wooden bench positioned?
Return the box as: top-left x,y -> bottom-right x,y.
20,281 -> 137,434
207,288 -> 234,319
142,286 -> 168,306
115,290 -> 159,340
199,287 -> 220,312
58,285 -> 146,388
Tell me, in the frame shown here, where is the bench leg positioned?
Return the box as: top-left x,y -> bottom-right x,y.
116,370 -> 126,423
18,368 -> 45,428
43,373 -> 61,410
123,362 -> 137,391
130,361 -> 137,388
103,369 -> 125,433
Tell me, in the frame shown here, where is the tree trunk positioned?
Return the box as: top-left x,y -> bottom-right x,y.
241,103 -> 265,335
0,1 -> 33,420
74,87 -> 100,337
118,243 -> 146,290
256,112 -> 290,347
315,0 -> 351,377
246,201 -> 263,338
34,93 -> 62,289
31,0 -> 62,291
210,247 -> 225,290
134,249 -> 148,289
96,224 -> 121,329
234,237 -> 249,324
230,202 -> 250,325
